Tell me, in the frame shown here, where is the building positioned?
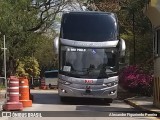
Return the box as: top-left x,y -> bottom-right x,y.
144,0 -> 160,108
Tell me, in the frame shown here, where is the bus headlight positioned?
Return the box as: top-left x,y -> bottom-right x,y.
103,81 -> 118,87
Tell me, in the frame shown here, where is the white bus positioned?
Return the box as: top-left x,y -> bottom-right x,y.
55,11 -> 126,103
44,70 -> 58,88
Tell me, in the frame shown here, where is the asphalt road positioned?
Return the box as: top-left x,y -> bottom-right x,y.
1,90 -> 157,120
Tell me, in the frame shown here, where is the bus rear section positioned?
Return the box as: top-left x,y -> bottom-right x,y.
44,70 -> 58,89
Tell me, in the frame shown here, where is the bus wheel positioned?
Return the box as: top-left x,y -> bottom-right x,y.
104,98 -> 113,103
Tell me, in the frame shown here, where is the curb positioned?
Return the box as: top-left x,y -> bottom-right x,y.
30,94 -> 34,102
124,98 -> 160,116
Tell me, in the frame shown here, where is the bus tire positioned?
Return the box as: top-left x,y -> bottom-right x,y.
104,98 -> 113,103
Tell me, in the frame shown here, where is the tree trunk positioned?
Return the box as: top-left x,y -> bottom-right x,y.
7,56 -> 17,77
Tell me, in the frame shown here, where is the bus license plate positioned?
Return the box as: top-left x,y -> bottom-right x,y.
82,93 -> 93,96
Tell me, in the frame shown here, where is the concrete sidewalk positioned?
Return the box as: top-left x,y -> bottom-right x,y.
124,97 -> 160,116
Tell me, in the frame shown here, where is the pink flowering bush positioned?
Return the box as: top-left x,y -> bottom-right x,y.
119,65 -> 153,96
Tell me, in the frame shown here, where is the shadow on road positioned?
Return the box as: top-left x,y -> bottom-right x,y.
31,93 -> 111,106
76,105 -> 139,112
31,93 -> 60,104
30,92 -> 141,113
61,97 -> 110,106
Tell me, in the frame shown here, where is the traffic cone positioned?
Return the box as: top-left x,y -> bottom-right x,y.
40,78 -> 46,89
3,76 -> 23,111
19,77 -> 32,107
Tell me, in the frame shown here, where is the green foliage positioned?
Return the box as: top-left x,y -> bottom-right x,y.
0,0 -> 84,75
16,59 -> 28,77
0,84 -> 5,89
16,57 -> 40,77
90,0 -> 153,66
34,34 -> 58,73
0,0 -> 62,75
93,0 -> 120,12
118,0 -> 153,65
0,0 -> 40,75
0,0 -> 153,75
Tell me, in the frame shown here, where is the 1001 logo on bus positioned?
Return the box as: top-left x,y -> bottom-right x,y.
85,80 -> 93,83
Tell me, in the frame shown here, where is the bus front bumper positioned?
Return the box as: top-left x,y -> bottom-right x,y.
58,83 -> 117,99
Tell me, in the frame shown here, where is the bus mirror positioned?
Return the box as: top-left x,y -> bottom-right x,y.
53,37 -> 59,54
119,38 -> 126,57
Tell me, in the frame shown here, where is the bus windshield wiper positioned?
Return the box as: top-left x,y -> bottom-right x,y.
70,69 -> 88,76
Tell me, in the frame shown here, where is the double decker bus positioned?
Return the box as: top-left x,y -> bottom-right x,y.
55,11 -> 126,103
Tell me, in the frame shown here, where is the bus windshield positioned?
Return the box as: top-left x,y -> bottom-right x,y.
44,71 -> 58,78
60,12 -> 118,42
60,46 -> 118,79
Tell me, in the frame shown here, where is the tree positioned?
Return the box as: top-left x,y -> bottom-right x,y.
16,57 -> 40,78
86,0 -> 153,66
118,0 -> 153,65
0,0 -> 79,75
33,34 -> 58,74
16,60 -> 27,77
92,0 -> 120,12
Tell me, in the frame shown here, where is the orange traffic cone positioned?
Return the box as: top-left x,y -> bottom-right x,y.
19,77 -> 32,107
40,78 -> 46,89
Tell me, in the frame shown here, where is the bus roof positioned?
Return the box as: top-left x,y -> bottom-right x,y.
60,11 -> 118,42
63,11 -> 116,16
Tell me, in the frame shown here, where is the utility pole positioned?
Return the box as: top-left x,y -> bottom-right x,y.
3,35 -> 7,81
0,35 -> 7,97
133,12 -> 136,64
